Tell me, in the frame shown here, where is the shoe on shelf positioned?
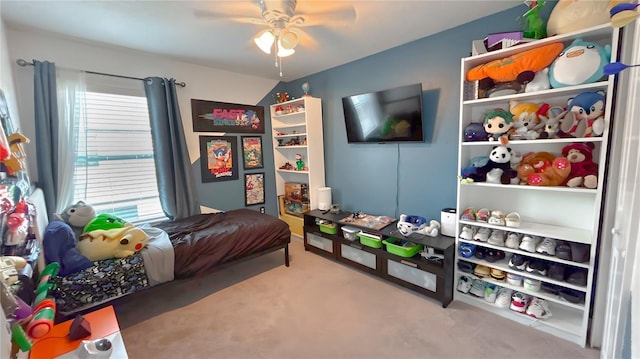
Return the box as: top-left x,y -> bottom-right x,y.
519,235 -> 541,253
484,249 -> 506,263
523,278 -> 541,292
508,254 -> 529,271
490,268 -> 506,281
469,279 -> 487,297
536,237 -> 557,256
474,247 -> 487,260
488,210 -> 506,226
458,243 -> 477,258
547,263 -> 566,282
526,298 -> 552,319
495,288 -> 514,308
555,241 -> 572,261
484,283 -> 499,303
459,226 -> 477,240
505,232 -> 522,249
487,230 -> 506,246
525,259 -> 549,276
505,212 -> 521,228
566,268 -> 588,286
570,242 -> 590,263
559,288 -> 586,304
473,227 -> 492,242
474,264 -> 491,278
541,282 -> 562,295
461,208 -> 477,221
457,260 -> 475,273
510,292 -> 531,313
476,208 -> 490,223
457,275 -> 473,293
506,272 -> 523,287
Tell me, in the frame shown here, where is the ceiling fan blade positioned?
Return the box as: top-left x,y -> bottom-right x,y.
295,3 -> 356,27
193,8 -> 267,25
288,27 -> 319,51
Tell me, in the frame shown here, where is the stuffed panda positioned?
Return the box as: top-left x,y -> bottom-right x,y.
469,145 -> 518,184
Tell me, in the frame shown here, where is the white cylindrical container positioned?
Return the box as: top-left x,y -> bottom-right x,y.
317,187 -> 332,210
440,208 -> 456,237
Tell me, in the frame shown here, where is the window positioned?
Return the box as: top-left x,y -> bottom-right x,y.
73,76 -> 166,224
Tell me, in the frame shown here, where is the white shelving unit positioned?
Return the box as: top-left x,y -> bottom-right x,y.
454,23 -> 620,347
270,96 -> 325,236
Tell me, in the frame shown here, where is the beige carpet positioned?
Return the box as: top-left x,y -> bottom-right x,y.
117,237 -> 600,359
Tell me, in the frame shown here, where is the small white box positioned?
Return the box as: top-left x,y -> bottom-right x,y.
441,208 -> 456,237
341,226 -> 360,241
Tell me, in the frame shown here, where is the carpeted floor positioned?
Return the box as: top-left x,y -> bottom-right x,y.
116,237 -> 600,359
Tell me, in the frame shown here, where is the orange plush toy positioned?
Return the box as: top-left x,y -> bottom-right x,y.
517,151 -> 571,186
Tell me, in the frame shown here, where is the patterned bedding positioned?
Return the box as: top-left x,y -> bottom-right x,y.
50,253 -> 149,314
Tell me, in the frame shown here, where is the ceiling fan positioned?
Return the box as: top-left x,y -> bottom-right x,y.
195,0 -> 356,76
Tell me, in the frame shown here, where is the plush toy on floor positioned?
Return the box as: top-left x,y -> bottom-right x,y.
562,143 -> 599,188
397,214 -> 440,237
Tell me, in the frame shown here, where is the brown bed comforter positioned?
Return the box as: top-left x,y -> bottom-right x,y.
154,209 -> 291,278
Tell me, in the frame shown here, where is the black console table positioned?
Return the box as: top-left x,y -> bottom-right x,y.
303,209 -> 455,307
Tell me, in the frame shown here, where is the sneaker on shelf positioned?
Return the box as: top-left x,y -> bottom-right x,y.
473,227 -> 492,242
536,237 -> 557,256
510,292 -> 531,313
566,268 -> 588,286
490,268 -> 506,281
484,283 -> 499,303
547,263 -> 566,282
523,278 -> 541,292
474,247 -> 487,260
459,226 -> 477,240
458,243 -> 477,258
474,264 -> 491,278
485,249 -> 506,263
555,240 -> 572,261
487,230 -> 506,247
541,282 -> 562,295
525,259 -> 549,276
519,235 -> 541,253
508,254 -> 529,271
570,242 -> 590,263
495,288 -> 514,308
559,288 -> 586,304
505,232 -> 522,249
457,260 -> 475,273
526,297 -> 552,319
469,279 -> 487,297
488,210 -> 506,226
506,272 -> 523,287
457,275 -> 473,293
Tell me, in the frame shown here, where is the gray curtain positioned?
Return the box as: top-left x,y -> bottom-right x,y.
33,61 -> 59,221
144,77 -> 199,220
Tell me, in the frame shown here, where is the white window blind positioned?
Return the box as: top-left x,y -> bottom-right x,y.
73,83 -> 166,224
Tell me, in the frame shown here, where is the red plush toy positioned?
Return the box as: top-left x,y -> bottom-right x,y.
562,142 -> 598,188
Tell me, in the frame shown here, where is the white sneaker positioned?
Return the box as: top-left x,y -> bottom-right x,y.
526,298 -> 553,319
457,275 -> 473,294
519,235 -> 541,253
510,292 -> 531,313
495,288 -> 514,308
505,232 -> 522,249
469,279 -> 486,297
536,237 -> 557,256
459,226 -> 476,240
487,230 -> 506,246
473,227 -> 491,242
484,284 -> 498,303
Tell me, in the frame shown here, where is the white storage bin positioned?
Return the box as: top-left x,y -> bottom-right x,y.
307,233 -> 333,253
387,259 -> 437,292
341,244 -> 376,269
341,226 -> 360,241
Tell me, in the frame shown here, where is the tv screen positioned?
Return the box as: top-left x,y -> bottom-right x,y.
342,83 -> 424,143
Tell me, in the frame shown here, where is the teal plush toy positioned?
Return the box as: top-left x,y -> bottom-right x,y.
54,201 -> 96,241
549,39 -> 611,88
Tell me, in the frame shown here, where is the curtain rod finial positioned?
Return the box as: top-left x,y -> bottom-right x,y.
16,59 -> 31,67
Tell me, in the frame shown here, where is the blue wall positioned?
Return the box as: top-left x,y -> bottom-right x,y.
258,4 -> 553,220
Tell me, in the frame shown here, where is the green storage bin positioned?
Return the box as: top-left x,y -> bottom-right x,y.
319,222 -> 338,235
357,232 -> 383,248
382,237 -> 423,258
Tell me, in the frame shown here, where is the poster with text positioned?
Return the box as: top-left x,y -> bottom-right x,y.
241,136 -> 264,170
245,172 -> 265,206
192,99 -> 265,133
199,135 -> 239,182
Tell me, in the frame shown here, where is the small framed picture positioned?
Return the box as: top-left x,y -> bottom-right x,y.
244,172 -> 265,206
241,136 -> 264,170
199,135 -> 239,183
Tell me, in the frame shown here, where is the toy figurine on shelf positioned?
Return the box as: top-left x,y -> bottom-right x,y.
295,154 -> 305,171
279,162 -> 293,170
519,0 -> 547,39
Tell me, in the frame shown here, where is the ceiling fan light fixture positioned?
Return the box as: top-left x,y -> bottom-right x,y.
279,29 -> 298,50
254,29 -> 275,54
277,40 -> 295,57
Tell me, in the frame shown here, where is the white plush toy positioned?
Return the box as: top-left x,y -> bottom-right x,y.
397,214 -> 440,237
524,68 -> 550,93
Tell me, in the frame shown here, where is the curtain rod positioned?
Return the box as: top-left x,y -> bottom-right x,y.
15,58 -> 186,87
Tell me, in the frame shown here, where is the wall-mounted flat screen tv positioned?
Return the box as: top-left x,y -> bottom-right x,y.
342,83 -> 424,143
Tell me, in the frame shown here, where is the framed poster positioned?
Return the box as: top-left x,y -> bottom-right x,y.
199,135 -> 239,182
191,99 -> 265,133
244,172 -> 265,206
241,136 -> 263,170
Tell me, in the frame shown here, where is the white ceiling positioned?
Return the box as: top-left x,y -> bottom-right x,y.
0,0 -> 521,82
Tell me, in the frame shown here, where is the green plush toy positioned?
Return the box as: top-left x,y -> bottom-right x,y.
78,214 -> 149,261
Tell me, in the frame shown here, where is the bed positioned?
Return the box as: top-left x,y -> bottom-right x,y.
30,189 -> 292,315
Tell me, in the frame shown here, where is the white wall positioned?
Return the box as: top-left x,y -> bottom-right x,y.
1,19 -> 20,130
5,27 -> 279,183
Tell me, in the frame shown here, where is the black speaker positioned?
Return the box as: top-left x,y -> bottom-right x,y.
68,314 -> 91,340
